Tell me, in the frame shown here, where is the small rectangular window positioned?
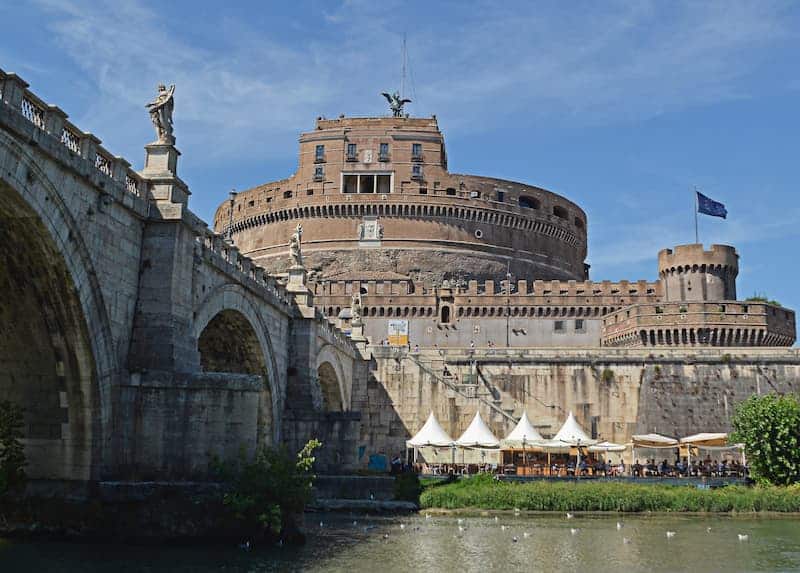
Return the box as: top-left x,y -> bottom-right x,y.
315,144 -> 325,161
574,319 -> 585,332
496,191 -> 505,202
248,200 -> 255,207
412,143 -> 422,160
306,189 -> 314,196
419,187 -> 427,194
379,142 -> 389,159
283,190 -> 292,199
347,143 -> 357,160
314,166 -> 324,181
554,320 -> 565,333
411,164 -> 423,179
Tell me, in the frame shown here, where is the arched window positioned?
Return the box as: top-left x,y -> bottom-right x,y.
441,306 -> 451,324
519,196 -> 540,210
553,205 -> 569,219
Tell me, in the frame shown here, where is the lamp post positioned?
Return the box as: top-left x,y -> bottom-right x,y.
505,262 -> 512,348
227,189 -> 237,242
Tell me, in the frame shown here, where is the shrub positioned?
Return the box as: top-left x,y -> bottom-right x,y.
731,394 -> 800,486
0,400 -> 26,495
394,473 -> 423,503
218,439 -> 322,542
419,476 -> 800,512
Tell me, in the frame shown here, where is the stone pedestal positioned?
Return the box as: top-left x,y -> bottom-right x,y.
350,320 -> 370,355
286,266 -> 315,317
141,142 -> 190,218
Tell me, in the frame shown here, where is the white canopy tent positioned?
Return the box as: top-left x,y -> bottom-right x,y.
406,412 -> 454,447
501,411 -> 543,448
552,411 -> 597,446
679,433 -> 745,465
455,411 -> 500,448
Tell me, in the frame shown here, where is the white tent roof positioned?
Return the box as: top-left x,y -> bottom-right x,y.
553,411 -> 596,445
406,412 -> 454,447
455,411 -> 500,448
588,441 -> 627,453
501,411 -> 544,448
680,432 -> 728,445
631,433 -> 678,447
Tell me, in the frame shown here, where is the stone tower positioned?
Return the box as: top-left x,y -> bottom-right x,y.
658,244 -> 739,302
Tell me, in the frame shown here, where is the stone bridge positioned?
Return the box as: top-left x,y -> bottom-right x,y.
0,69 -> 370,482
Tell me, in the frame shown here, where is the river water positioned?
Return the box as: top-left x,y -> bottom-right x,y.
2,513 -> 799,572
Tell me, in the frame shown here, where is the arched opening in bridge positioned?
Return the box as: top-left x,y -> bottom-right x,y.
0,178 -> 96,480
197,308 -> 273,439
317,362 -> 343,412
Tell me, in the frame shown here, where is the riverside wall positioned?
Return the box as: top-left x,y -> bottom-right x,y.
362,347 -> 800,462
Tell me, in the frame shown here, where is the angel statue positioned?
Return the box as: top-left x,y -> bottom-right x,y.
351,292 -> 363,323
146,83 -> 175,143
288,223 -> 303,267
381,91 -> 411,117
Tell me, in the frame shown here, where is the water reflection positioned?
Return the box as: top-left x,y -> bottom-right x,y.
1,513 -> 799,572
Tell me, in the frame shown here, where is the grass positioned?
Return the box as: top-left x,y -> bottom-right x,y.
419,474 -> 800,513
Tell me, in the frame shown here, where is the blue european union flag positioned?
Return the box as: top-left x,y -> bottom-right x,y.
696,191 -> 727,219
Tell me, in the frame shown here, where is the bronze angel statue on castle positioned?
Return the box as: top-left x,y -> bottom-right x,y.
381,91 -> 411,117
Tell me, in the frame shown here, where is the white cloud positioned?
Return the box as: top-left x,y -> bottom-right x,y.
26,0 -> 796,167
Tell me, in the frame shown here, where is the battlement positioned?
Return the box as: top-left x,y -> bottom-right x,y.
601,301 -> 795,347
658,243 -> 739,272
313,115 -> 440,131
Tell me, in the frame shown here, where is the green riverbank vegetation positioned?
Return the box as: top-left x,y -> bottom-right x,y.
420,475 -> 800,513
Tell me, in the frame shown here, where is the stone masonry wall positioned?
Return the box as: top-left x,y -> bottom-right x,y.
361,347 -> 800,464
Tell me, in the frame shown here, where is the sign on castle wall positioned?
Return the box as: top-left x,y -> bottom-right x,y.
358,216 -> 383,247
388,319 -> 409,346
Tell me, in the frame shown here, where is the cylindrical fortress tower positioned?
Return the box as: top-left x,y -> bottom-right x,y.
658,244 -> 739,302
214,116 -> 588,284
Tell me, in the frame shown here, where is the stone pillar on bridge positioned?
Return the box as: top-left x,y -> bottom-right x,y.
128,133 -> 200,373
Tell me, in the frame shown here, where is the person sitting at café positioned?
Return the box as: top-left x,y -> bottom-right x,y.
633,459 -> 642,477
659,459 -> 669,476
578,458 -> 588,476
618,459 -> 626,476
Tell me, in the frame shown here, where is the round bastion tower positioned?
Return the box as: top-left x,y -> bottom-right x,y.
658,244 -> 739,302
214,115 -> 588,285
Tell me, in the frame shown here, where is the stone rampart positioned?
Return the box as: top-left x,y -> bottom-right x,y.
360,346 -> 800,464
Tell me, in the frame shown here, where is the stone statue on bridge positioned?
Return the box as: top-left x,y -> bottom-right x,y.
146,84 -> 176,144
351,291 -> 363,325
288,223 -> 303,268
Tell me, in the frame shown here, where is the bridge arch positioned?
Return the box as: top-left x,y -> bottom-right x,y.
0,132 -> 117,480
314,344 -> 348,412
193,284 -> 281,444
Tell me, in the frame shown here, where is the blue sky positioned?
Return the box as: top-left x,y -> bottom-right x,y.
3,0 -> 799,312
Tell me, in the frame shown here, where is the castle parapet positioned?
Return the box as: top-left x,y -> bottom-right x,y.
658,244 -> 738,302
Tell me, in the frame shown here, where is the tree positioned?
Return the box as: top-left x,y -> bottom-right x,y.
731,394 -> 800,486
0,399 -> 26,495
218,439 -> 322,543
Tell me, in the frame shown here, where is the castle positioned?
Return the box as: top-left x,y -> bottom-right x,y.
215,115 -> 796,350
1,63 -> 797,488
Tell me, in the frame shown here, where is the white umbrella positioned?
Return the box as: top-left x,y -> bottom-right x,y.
588,441 -> 627,453
553,411 -> 597,446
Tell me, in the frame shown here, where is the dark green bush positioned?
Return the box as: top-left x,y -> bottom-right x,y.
394,473 -> 423,503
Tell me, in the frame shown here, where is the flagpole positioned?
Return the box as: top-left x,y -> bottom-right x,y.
693,187 -> 699,244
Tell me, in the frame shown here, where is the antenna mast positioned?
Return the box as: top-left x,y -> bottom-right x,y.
400,33 -> 407,99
